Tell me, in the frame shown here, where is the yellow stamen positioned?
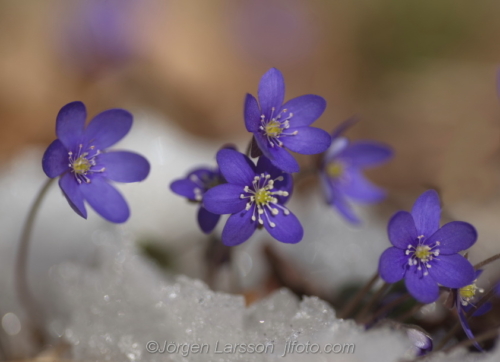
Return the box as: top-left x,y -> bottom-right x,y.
265,120 -> 282,137
72,156 -> 91,174
459,285 -> 476,300
326,162 -> 344,178
254,188 -> 273,206
415,245 -> 431,261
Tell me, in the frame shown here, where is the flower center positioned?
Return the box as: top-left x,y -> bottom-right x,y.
259,107 -> 297,148
68,144 -> 105,184
190,171 -> 223,201
414,245 -> 431,261
264,120 -> 283,138
72,156 -> 92,174
240,174 -> 290,227
255,188 -> 273,205
405,236 -> 440,276
326,162 -> 344,178
459,281 -> 483,306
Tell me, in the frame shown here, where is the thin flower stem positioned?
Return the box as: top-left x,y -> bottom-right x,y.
442,327 -> 499,353
436,286 -> 497,351
435,321 -> 461,352
337,273 -> 379,319
395,302 -> 424,323
245,139 -> 253,157
363,293 -> 412,325
473,253 -> 500,270
355,282 -> 391,323
412,327 -> 500,362
465,287 -> 496,320
15,178 -> 55,348
292,167 -> 317,186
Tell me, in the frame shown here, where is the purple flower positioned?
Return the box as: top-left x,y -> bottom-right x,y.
379,190 -> 476,304
406,327 -> 433,356
203,149 -> 303,246
42,101 -> 150,223
170,167 -> 225,234
59,0 -> 137,75
454,269 -> 491,352
320,118 -> 393,224
244,68 -> 331,173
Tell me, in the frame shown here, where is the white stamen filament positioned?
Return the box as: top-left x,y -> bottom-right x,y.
239,173 -> 291,228
260,108 -> 296,148
405,235 -> 441,277
68,144 -> 104,184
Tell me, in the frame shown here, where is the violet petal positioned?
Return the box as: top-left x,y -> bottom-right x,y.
56,101 -> 86,149
388,211 -> 418,249
281,126 -> 331,155
379,247 -> 407,283
99,151 -> 150,183
405,268 -> 439,304
42,139 -> 69,178
425,221 -> 477,255
263,209 -> 303,244
428,254 -> 475,289
203,184 -> 248,215
79,177 -> 130,223
216,149 -> 256,186
280,94 -> 326,127
59,172 -> 87,219
197,206 -> 221,234
258,68 -> 285,119
244,93 -> 261,132
84,108 -> 132,149
411,190 -> 441,237
221,209 -> 257,246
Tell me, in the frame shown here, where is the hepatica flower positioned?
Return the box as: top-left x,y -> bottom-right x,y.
321,118 -> 393,224
170,166 -> 225,234
379,190 -> 476,304
203,149 -> 303,246
244,68 -> 331,173
453,269 -> 491,352
406,327 -> 433,357
42,101 -> 150,223
60,0 -> 137,75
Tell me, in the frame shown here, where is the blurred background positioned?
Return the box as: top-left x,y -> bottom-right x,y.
1,0 -> 500,199
1,0 -> 500,359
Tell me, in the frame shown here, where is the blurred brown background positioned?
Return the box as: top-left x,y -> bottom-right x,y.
1,0 -> 500,203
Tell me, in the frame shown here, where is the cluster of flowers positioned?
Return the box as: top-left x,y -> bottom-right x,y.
171,68 -> 393,245
40,68 -> 499,355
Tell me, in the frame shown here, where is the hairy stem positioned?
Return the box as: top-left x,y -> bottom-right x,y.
436,286 -> 496,351
337,273 -> 379,319
363,293 -> 412,325
15,178 -> 55,348
355,282 -> 391,323
395,302 -> 424,323
443,327 -> 499,353
474,253 -> 500,270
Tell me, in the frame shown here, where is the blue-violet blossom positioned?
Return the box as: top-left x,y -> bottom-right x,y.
454,269 -> 491,352
321,118 -> 393,224
379,190 -> 476,304
203,149 -> 303,246
244,68 -> 331,173
170,166 -> 225,234
42,101 -> 150,223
